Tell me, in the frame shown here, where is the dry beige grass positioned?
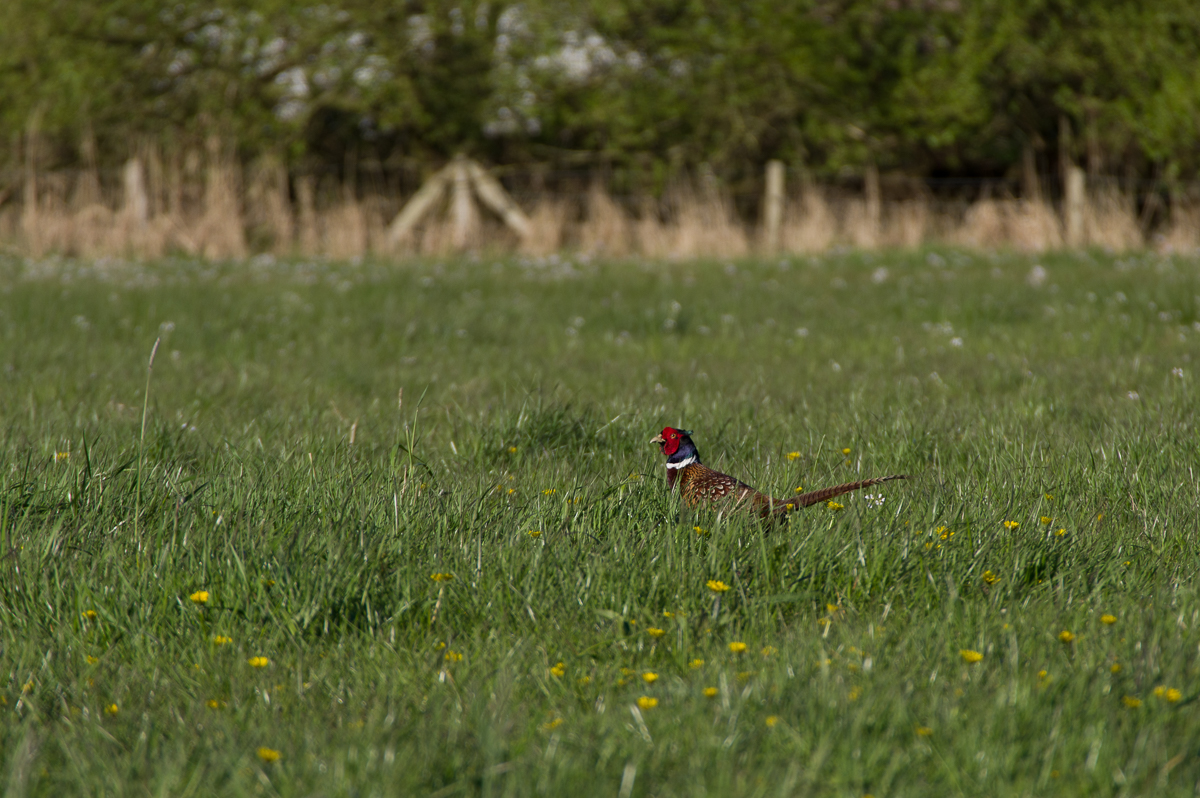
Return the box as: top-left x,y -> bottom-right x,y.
523,198 -> 570,256
579,184 -> 631,257
780,186 -> 836,253
1157,203 -> 1200,254
1,159 -> 1162,259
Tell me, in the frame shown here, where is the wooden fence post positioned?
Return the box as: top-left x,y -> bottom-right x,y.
123,157 -> 149,225
1065,164 -> 1085,248
450,156 -> 477,251
763,160 -> 784,254
864,162 -> 881,247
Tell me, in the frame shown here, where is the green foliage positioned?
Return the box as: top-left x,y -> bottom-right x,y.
2,0 -> 1200,182
1,250 -> 1199,793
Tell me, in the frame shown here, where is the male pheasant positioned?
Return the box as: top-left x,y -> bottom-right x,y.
650,427 -> 906,518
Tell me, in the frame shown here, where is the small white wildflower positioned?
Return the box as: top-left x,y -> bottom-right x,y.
950,337 -> 963,347
1027,265 -> 1047,287
1172,367 -> 1184,378
864,494 -> 886,508
1127,391 -> 1139,400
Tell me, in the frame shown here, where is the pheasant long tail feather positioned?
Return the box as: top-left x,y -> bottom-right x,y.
785,475 -> 908,511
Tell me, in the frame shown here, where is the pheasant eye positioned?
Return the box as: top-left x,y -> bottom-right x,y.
670,433 -> 677,439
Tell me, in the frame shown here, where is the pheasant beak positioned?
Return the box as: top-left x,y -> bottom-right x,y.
650,433 -> 665,445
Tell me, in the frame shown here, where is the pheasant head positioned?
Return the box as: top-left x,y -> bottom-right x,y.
650,427 -> 700,472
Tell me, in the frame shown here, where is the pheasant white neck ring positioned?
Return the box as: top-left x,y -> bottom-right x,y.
665,456 -> 696,470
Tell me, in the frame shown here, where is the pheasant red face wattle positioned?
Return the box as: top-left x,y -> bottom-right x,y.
650,427 -> 688,457
650,427 -> 907,518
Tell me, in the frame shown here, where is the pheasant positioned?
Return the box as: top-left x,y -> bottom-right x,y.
650,427 -> 906,518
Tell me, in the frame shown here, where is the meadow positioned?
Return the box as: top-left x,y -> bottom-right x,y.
1,248 -> 1198,796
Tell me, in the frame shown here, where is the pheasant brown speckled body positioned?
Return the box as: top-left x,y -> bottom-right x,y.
650,427 -> 906,518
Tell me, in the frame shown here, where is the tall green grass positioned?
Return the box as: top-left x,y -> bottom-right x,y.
2,250 -> 1198,796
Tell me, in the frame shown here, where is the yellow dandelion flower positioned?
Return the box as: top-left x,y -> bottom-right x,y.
527,530 -> 542,538
1097,513 -> 1104,520
507,488 -> 515,495
549,662 -> 566,678
206,699 -> 221,709
1037,669 -> 1048,680
728,641 -> 748,654
434,642 -> 446,650
827,501 -> 844,511
642,672 -> 658,684
1044,492 -> 1054,500
508,446 -> 518,454
688,659 -> 705,669
1153,686 -> 1166,698
213,635 -> 232,645
85,655 -> 98,664
257,747 -> 281,763
104,703 -> 118,715
662,611 -> 674,618
960,649 -> 983,664
982,570 -> 1000,585
1058,630 -> 1075,643
1111,663 -> 1122,673
849,686 -> 862,701
636,696 -> 658,710
818,617 -> 830,626
54,451 -> 70,461
1055,528 -> 1066,537
1040,516 -> 1052,525
1003,520 -> 1019,529
693,526 -> 708,536
826,603 -> 840,613
83,610 -> 98,619
247,657 -> 269,668
542,488 -> 556,495
787,451 -> 801,461
1166,688 -> 1182,703
647,627 -> 665,638
430,572 -> 455,582
262,579 -> 276,586
765,715 -> 779,727
577,676 -> 591,686
842,448 -> 851,455
1123,696 -> 1142,708
444,650 -> 463,662
1100,614 -> 1116,625
189,591 -> 209,604
706,580 -> 730,593
542,717 -> 563,730
915,726 -> 933,736
794,486 -> 805,493
761,646 -> 777,657
703,686 -> 718,698
737,671 -> 755,682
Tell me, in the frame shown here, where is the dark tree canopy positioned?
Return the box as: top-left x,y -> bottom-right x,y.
2,0 -> 1198,186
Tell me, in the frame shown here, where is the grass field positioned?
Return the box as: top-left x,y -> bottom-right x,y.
2,249 -> 1199,796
